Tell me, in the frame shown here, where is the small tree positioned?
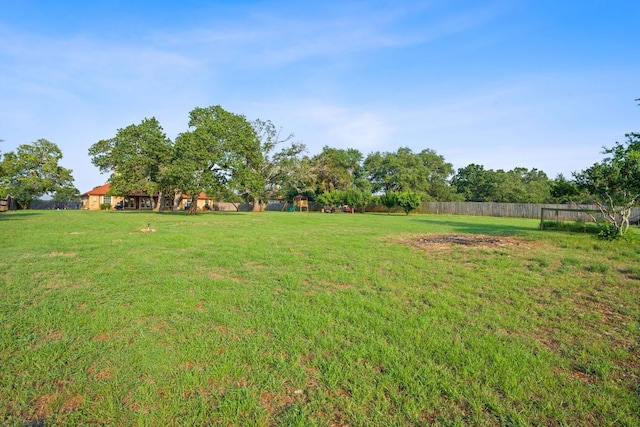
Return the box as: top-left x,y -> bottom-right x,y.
317,190 -> 341,209
379,192 -> 398,214
573,132 -> 640,238
396,191 -> 422,215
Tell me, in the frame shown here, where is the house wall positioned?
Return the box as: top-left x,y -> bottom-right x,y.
82,185 -> 214,211
177,197 -> 213,211
82,195 -> 124,210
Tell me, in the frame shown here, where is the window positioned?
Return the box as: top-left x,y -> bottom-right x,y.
102,196 -> 112,205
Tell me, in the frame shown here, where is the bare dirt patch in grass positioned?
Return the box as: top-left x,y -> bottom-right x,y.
93,369 -> 113,381
29,394 -> 55,419
261,387 -> 307,418
60,394 -> 83,412
400,234 -> 537,252
93,332 -> 110,341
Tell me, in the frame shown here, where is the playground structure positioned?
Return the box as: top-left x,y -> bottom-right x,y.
292,195 -> 309,212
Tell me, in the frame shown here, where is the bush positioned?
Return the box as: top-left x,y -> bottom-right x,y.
100,203 -> 112,210
542,220 -> 600,234
396,191 -> 422,215
380,192 -> 398,214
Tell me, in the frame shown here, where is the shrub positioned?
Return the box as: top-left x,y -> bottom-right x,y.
380,192 -> 398,214
100,203 -> 112,210
396,191 -> 422,215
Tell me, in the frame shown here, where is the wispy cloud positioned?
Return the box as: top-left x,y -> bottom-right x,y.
146,2 -> 503,68
1,0 -> 636,190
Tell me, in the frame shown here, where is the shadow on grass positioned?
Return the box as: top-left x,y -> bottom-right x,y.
107,210 -> 247,216
0,211 -> 43,220
409,217 -> 538,236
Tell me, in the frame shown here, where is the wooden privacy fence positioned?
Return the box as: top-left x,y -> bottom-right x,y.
418,202 -> 640,221
0,197 -> 18,212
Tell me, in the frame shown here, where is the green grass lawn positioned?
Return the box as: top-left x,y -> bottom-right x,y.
0,210 -> 638,426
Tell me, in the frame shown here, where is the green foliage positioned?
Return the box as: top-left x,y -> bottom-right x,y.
597,224 -> 624,241
311,146 -> 364,193
51,185 -> 80,201
542,219 -> 600,234
315,190 -> 335,207
316,188 -> 373,213
99,202 -> 112,210
232,119 -> 306,211
171,106 -> 254,214
379,191 -> 398,214
550,173 -> 585,203
285,188 -> 316,202
452,164 -> 551,203
88,117 -> 173,211
574,132 -> 640,236
364,147 -> 456,201
396,190 -> 422,215
0,139 -> 76,209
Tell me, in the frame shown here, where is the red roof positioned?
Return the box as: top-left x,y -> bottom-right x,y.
82,183 -> 211,200
81,183 -> 110,196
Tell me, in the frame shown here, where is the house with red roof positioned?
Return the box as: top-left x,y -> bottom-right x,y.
80,183 -> 214,211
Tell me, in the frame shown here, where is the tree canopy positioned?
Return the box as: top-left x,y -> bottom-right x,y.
452,165 -> 551,203
88,117 -> 173,211
230,119 -> 306,211
573,132 -> 640,237
78,101 -> 638,218
364,147 -> 456,201
0,139 -> 77,209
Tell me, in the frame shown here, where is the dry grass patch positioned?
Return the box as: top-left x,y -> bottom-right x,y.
92,332 -> 110,341
208,270 -> 245,283
46,252 -> 76,258
401,233 -> 534,251
29,394 -> 55,420
59,394 -> 83,412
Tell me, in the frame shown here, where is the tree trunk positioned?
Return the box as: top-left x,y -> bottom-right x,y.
188,194 -> 198,215
172,192 -> 182,212
252,196 -> 261,212
154,192 -> 164,213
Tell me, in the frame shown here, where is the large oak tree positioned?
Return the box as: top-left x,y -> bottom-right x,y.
230,119 -> 306,211
364,147 -> 456,201
170,105 -> 255,214
0,139 -> 77,209
88,117 -> 173,211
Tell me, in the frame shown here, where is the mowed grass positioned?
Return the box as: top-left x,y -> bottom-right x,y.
0,210 -> 638,426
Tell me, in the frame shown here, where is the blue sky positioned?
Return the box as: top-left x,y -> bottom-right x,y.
1,1 -> 638,192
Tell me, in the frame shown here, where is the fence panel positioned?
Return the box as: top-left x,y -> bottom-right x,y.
418,202 -> 640,220
29,200 -> 82,210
